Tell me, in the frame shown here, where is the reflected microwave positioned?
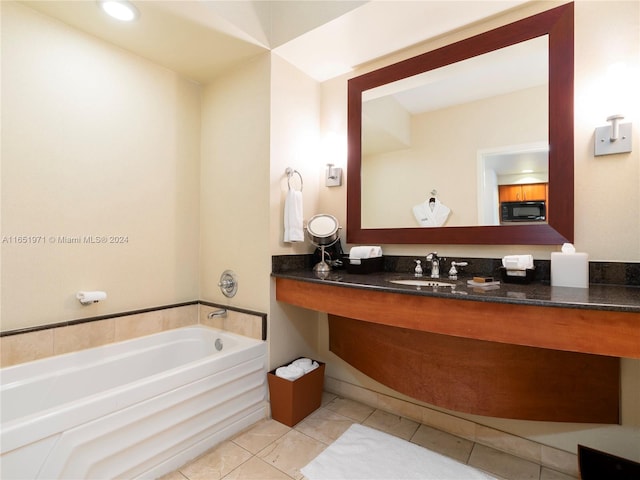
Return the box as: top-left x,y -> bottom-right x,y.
500,201 -> 546,222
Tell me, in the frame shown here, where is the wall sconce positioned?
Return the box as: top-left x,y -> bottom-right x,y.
594,114 -> 632,156
326,163 -> 342,187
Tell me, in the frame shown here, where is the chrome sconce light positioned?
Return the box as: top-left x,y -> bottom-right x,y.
325,163 -> 342,187
594,114 -> 632,156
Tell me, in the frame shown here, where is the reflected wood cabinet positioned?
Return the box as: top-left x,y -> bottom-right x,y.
498,183 -> 548,202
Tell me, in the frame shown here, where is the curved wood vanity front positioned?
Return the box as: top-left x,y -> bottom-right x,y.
275,274 -> 640,424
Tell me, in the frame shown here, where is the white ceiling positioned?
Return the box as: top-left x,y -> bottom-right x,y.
20,0 -> 530,84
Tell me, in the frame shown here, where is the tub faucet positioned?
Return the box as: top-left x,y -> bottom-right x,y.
426,252 -> 440,278
208,308 -> 227,319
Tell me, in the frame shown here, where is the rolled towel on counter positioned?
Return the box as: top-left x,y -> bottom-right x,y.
349,246 -> 383,264
502,254 -> 534,270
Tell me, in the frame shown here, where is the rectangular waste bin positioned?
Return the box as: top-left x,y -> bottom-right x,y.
267,360 -> 325,427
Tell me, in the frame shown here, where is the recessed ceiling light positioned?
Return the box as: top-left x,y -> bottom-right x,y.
522,169 -> 534,173
98,0 -> 139,22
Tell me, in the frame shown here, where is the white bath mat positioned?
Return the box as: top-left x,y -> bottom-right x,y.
301,424 -> 497,480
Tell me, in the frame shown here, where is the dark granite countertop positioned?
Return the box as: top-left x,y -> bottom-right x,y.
273,269 -> 640,314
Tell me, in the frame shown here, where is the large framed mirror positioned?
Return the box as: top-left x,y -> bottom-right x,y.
347,3 -> 573,245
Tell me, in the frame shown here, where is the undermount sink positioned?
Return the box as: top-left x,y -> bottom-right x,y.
388,279 -> 455,287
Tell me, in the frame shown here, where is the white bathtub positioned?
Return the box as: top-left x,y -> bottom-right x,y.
0,325 -> 267,479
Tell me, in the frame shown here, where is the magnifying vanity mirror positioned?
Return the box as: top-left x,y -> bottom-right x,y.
347,3 -> 574,245
306,214 -> 341,273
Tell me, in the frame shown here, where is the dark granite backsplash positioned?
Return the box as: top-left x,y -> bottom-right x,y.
272,254 -> 639,287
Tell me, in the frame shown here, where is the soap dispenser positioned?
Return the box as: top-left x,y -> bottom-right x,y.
414,260 -> 423,277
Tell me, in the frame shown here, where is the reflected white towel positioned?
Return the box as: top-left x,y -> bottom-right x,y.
275,365 -> 305,381
412,198 -> 450,227
284,190 -> 304,242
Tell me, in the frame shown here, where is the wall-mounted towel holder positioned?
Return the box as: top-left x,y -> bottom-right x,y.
285,167 -> 303,191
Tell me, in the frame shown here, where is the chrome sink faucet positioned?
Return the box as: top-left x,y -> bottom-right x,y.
426,252 -> 440,278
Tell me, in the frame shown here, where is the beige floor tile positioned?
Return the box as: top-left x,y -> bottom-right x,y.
410,424 -> 474,464
469,443 -> 540,480
157,470 -> 188,480
540,467 -> 579,480
257,429 -> 326,480
179,441 -> 252,480
320,391 -> 338,406
232,419 -> 291,455
221,456 -> 292,480
363,409 -> 419,440
324,396 -> 375,422
294,407 -> 355,445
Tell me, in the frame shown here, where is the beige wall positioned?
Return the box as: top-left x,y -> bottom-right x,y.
316,0 -> 640,460
199,54 -> 271,314
1,2 -> 200,331
268,54 -> 323,369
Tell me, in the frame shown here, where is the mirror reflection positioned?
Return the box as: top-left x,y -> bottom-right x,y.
361,36 -> 549,229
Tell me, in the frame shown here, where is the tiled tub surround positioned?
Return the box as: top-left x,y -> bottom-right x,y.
0,302 -> 266,367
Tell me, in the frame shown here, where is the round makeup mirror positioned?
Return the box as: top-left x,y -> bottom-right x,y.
306,214 -> 340,273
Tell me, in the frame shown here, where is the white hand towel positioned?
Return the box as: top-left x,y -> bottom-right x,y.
412,197 -> 451,227
284,189 -> 304,242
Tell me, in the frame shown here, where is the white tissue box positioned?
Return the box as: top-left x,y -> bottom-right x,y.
551,252 -> 589,288
267,359 -> 325,427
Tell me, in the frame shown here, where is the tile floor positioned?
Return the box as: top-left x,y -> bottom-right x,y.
160,393 -> 578,480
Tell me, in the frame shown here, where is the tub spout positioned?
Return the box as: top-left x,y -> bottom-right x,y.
208,309 -> 227,319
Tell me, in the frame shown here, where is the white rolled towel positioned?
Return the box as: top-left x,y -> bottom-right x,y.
502,254 -> 534,270
275,365 -> 305,381
349,246 -> 382,264
292,358 -> 319,373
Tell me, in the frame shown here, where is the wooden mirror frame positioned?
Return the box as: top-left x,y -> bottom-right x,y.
347,3 -> 573,245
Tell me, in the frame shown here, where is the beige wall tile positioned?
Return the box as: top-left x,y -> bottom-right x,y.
114,311 -> 165,342
199,305 -> 263,340
422,407 -> 477,442
541,444 -> 579,477
324,376 -> 378,407
162,304 -> 198,330
377,393 -> 424,424
0,329 -> 54,367
54,319 -> 115,355
476,424 -> 542,464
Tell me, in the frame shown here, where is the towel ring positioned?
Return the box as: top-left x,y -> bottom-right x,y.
285,167 -> 303,191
